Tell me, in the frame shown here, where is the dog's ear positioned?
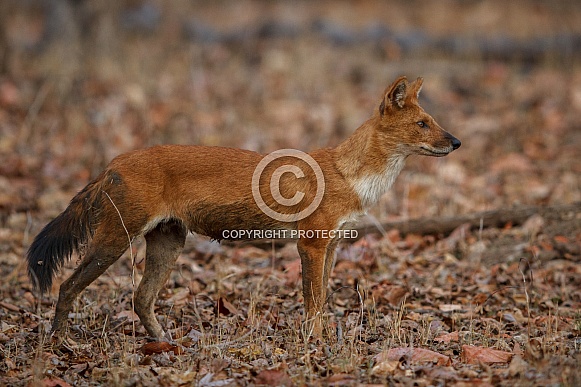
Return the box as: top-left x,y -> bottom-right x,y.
408,77 -> 423,103
380,76 -> 407,116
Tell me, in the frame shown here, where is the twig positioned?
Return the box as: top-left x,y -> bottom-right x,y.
19,81 -> 52,148
103,191 -> 137,348
518,257 -> 534,339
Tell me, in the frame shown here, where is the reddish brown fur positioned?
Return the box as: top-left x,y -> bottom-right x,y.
27,76 -> 460,339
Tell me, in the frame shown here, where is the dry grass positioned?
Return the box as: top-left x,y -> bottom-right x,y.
6,227 -> 578,386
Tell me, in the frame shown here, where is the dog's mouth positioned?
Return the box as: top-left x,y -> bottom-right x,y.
420,145 -> 453,156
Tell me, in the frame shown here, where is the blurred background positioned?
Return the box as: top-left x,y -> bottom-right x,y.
0,0 -> 580,226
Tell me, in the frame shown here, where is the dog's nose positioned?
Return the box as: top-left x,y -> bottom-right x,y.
451,137 -> 461,150
444,131 -> 461,150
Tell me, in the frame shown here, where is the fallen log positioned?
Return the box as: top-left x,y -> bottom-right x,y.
225,202 -> 580,248
353,202 -> 581,238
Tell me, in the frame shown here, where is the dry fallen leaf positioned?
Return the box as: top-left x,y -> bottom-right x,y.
434,331 -> 459,343
165,287 -> 191,306
376,347 -> 452,366
439,304 -> 464,312
0,301 -> 21,313
114,310 -> 139,322
140,341 -> 183,356
324,373 -> 357,386
216,296 -> 239,316
372,283 -> 408,306
41,378 -> 73,387
283,258 -> 302,286
227,344 -> 262,361
254,368 -> 293,386
371,357 -> 399,376
553,235 -> 569,244
462,345 -> 513,364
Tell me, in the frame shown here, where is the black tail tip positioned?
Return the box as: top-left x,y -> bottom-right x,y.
27,254 -> 51,294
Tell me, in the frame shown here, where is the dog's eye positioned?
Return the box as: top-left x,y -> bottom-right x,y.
417,121 -> 426,128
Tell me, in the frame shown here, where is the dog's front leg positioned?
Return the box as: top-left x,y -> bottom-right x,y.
297,237 -> 331,338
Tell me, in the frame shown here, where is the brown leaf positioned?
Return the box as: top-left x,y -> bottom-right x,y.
114,310 -> 139,321
283,258 -> 301,286
0,301 -> 20,312
166,287 -> 191,306
434,331 -> 459,343
140,341 -> 183,356
254,369 -> 293,386
425,366 -> 459,381
462,345 -> 513,364
69,362 -> 94,376
376,347 -> 451,366
211,358 -> 230,373
372,284 -> 408,306
371,357 -> 399,376
440,223 -> 471,250
473,293 -> 488,305
386,285 -> 408,305
325,373 -> 357,385
216,296 -> 238,316
42,378 -> 73,387
439,304 -> 464,312
227,344 -> 262,360
553,235 -> 569,244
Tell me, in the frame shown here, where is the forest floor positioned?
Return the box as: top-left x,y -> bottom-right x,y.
1,1 -> 580,385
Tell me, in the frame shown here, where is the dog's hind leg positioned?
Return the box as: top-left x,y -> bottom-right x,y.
135,220 -> 187,339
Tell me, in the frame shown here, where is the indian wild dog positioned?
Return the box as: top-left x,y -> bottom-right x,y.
27,76 -> 460,339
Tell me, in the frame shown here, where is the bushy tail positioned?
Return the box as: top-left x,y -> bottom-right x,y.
27,173 -> 107,293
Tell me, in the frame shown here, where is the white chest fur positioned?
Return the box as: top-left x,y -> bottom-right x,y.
352,155 -> 406,208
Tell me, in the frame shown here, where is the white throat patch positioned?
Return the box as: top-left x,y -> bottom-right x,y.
352,155 -> 406,208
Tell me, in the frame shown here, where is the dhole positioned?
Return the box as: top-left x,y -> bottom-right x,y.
27,76 -> 460,339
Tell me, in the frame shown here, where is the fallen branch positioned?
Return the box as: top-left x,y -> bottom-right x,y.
226,202 -> 580,248
353,202 -> 581,238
